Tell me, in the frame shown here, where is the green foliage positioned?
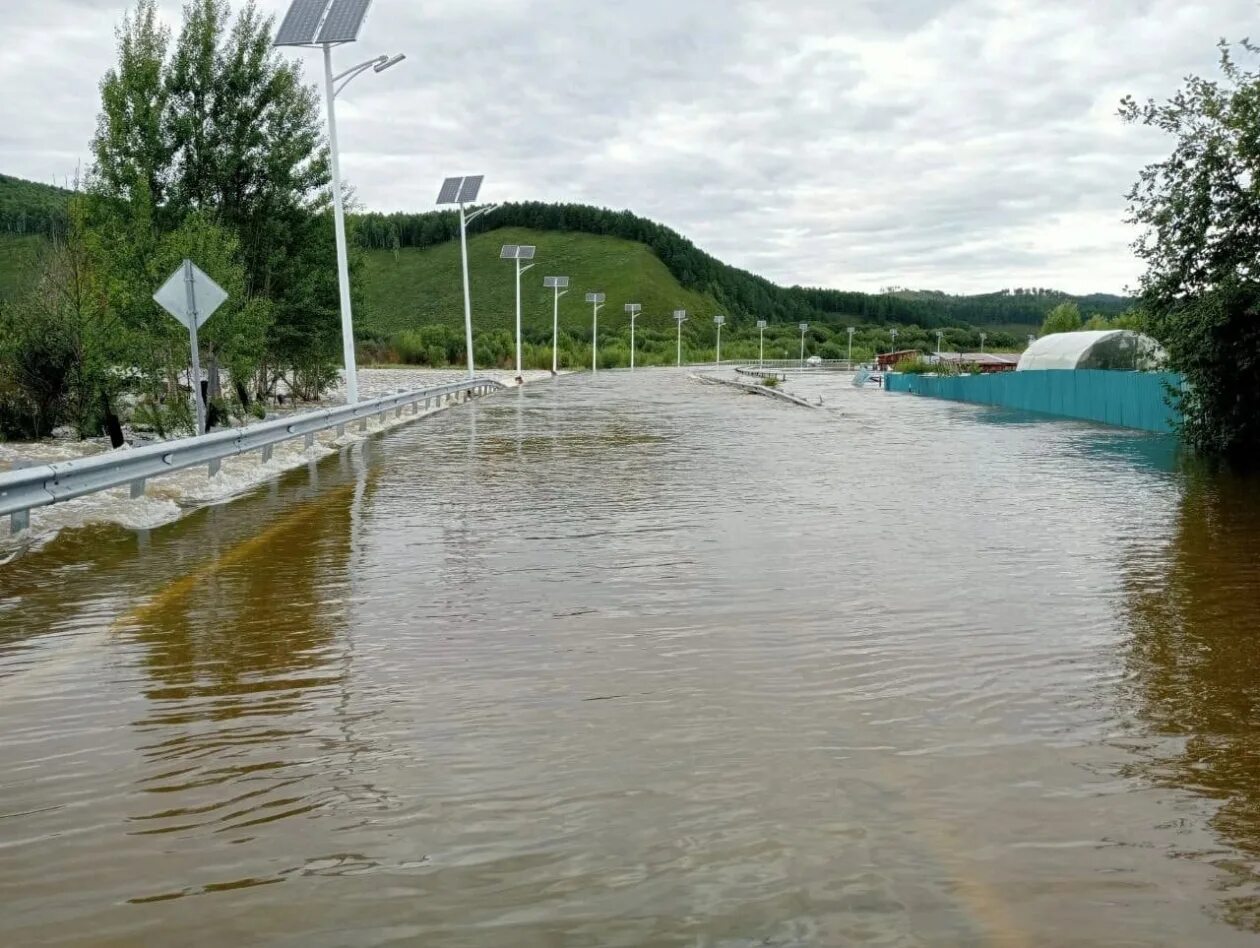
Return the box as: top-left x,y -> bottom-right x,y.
89,0 -> 336,411
761,376 -> 780,389
356,202 -> 1134,329
0,174 -> 70,238
1040,302 -> 1082,336
1122,40 -> 1260,464
0,209 -> 122,439
362,228 -> 717,337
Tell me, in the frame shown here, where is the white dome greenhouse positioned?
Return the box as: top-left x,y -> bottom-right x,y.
1016,330 -> 1167,372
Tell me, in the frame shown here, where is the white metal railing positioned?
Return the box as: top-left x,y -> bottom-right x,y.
1,376 -> 505,534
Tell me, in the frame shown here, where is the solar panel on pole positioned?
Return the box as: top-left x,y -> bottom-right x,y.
544,277 -> 570,289
316,0 -> 372,44
274,0 -> 331,46
757,320 -> 767,329
437,177 -> 463,205
585,293 -> 605,303
625,304 -> 641,314
517,246 -> 537,260
674,310 -> 686,319
500,244 -> 518,259
456,175 -> 484,204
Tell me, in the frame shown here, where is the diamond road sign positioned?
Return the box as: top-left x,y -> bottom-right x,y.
154,262 -> 228,329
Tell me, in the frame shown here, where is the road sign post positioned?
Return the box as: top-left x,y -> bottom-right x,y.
154,259 -> 228,436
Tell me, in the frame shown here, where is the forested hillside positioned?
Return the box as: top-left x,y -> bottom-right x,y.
357,202 -> 1133,328
1,172 -> 1132,330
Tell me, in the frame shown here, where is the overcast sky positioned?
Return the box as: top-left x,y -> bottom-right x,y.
2,0 -> 1256,294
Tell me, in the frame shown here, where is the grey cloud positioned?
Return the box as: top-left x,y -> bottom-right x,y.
1,0 -> 1257,294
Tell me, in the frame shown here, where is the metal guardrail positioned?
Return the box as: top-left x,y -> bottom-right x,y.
0,376 -> 505,535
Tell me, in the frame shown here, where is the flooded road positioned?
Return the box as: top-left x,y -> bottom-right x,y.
2,370 -> 1258,946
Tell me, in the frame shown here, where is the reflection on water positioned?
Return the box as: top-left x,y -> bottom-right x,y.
1121,467 -> 1260,930
1,371 -> 1259,946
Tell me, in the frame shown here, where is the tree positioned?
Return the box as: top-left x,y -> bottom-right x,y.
1122,41 -> 1260,464
89,0 -> 337,413
1040,302 -> 1082,336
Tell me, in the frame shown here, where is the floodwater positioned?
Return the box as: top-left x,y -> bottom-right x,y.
1,370 -> 1258,946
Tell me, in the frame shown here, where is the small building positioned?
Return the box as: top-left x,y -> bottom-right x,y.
1017,331 -> 1167,372
877,349 -> 921,370
933,352 -> 1019,374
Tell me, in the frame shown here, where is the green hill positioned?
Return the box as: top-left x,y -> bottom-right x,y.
362,227 -> 719,336
1,170 -> 1134,332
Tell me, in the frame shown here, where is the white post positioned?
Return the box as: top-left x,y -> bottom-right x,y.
716,324 -> 722,367
514,258 -> 523,377
630,315 -> 637,372
182,259 -> 206,435
323,46 -> 358,405
459,205 -> 475,378
759,326 -> 765,367
552,286 -> 560,374
800,326 -> 806,368
592,303 -> 599,374
676,320 -> 683,367
848,327 -> 855,365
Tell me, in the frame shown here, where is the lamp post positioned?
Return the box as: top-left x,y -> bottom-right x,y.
757,320 -> 767,367
847,326 -> 856,365
799,322 -> 809,368
544,276 -> 570,374
936,330 -> 944,356
273,0 -> 405,405
438,175 -> 496,377
673,310 -> 688,366
980,332 -> 987,354
625,303 -> 641,371
586,293 -> 606,373
500,245 -> 537,378
714,315 -> 726,367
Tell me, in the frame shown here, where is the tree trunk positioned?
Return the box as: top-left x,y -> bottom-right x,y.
101,393 -> 124,448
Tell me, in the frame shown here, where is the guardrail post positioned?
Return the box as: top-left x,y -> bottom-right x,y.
130,478 -> 146,499
425,398 -> 431,410
396,406 -> 403,418
10,510 -> 29,535
208,459 -> 221,478
359,418 -> 368,432
262,444 -> 273,463
336,425 -> 345,438
305,433 -> 315,449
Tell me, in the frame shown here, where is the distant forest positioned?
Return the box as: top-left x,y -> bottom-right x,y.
0,174 -> 71,237
1,174 -> 1131,329
357,202 -> 1132,328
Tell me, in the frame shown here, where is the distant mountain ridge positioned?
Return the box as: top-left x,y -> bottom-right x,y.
1,172 -> 1132,327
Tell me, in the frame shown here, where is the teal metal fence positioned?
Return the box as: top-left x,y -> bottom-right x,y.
884,370 -> 1183,433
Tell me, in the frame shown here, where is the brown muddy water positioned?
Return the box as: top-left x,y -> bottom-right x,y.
1,370 -> 1258,947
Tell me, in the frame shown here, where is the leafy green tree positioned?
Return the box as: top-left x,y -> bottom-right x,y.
89,0 -> 337,409
1040,302 -> 1082,336
1122,41 -> 1260,463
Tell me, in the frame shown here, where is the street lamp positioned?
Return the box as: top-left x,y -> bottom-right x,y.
673,310 -> 688,366
543,276 -> 570,374
714,315 -> 726,367
625,303 -> 641,371
757,320 -> 767,367
890,328 -> 899,356
936,330 -> 944,356
586,293 -> 606,373
799,322 -> 809,368
847,326 -> 856,365
980,332 -> 987,354
1027,333 -> 1036,348
500,244 -> 536,378
274,0 -> 406,405
438,175 -> 495,378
